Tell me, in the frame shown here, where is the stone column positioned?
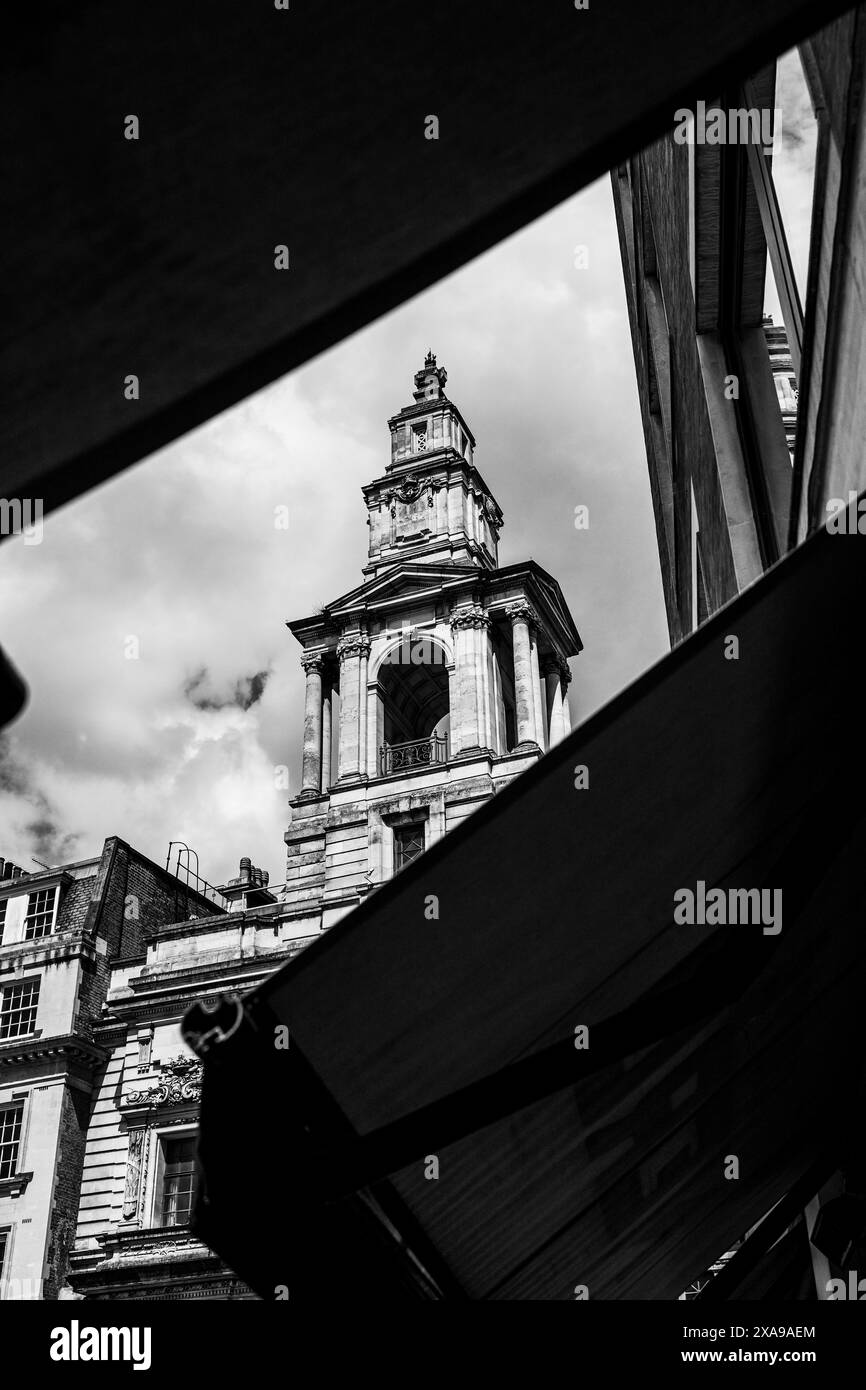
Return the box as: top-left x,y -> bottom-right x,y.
300,654 -> 324,796
506,601 -> 539,750
561,663 -> 573,733
336,635 -> 370,782
543,655 -> 564,747
366,680 -> 381,779
529,630 -> 546,751
321,680 -> 332,790
475,614 -> 493,751
544,656 -> 573,747
358,641 -> 369,777
450,609 -> 482,755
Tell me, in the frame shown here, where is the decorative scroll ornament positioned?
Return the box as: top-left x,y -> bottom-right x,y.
336,634 -> 372,662
123,1055 -> 203,1110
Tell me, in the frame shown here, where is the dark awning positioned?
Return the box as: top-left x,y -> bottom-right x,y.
2,0 -> 851,520
188,508 -> 866,1299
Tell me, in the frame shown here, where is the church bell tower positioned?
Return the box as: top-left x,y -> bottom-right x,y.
283,354 -> 582,932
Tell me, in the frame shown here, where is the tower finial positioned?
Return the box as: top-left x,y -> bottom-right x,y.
414,351 -> 447,402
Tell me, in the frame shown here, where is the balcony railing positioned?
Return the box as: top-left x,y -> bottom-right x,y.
380,735 -> 449,777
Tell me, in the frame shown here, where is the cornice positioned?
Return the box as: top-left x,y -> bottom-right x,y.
0,927 -> 99,973
100,954 -> 305,1025
0,1033 -> 107,1071
0,868 -> 74,901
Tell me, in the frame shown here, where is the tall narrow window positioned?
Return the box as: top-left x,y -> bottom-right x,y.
0,1228 -> 8,1282
157,1135 -> 197,1228
0,1105 -> 23,1181
0,900 -> 6,946
24,888 -> 56,941
393,821 -> 425,873
0,981 -> 39,1040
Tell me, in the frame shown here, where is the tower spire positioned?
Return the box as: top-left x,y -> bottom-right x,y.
413,351 -> 448,403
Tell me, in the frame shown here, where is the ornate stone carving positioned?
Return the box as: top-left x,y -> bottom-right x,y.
505,600 -> 539,630
450,606 -> 490,631
123,1056 -> 203,1110
541,653 -> 571,685
336,635 -> 372,662
396,476 -> 421,503
122,1127 -> 146,1220
300,652 -> 325,674
481,495 -> 504,529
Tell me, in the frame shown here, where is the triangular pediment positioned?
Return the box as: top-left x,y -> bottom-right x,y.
327,562 -> 485,615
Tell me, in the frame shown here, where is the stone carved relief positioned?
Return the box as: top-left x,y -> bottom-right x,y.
336,635 -> 372,663
450,606 -> 490,631
122,1127 -> 146,1220
394,476 -> 422,504
505,600 -> 539,630
123,1055 -> 203,1110
481,495 -> 504,530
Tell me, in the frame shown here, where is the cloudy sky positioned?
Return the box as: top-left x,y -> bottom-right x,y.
0,50 -> 814,889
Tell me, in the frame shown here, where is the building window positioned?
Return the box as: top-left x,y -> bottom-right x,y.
393,821 -> 425,873
0,1105 -> 23,1180
0,900 -> 6,945
23,888 -> 56,941
0,981 -> 39,1040
157,1135 -> 197,1228
412,423 -> 428,453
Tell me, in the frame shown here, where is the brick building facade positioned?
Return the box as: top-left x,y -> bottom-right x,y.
0,840 -> 217,1300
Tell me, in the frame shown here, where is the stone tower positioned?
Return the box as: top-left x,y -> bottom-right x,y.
283,354 -> 582,932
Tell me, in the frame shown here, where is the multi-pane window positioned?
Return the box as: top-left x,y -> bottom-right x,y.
394,822 -> 425,873
0,981 -> 39,1040
0,900 -> 6,946
24,889 -> 56,940
0,1228 -> 8,1279
158,1136 -> 197,1228
0,1106 -> 23,1181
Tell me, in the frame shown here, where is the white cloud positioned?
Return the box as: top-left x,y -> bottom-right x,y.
0,177 -> 669,884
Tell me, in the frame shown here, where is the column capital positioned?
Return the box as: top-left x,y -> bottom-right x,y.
300,652 -> 325,675
541,652 -> 571,686
450,605 -> 490,631
505,599 -> 539,630
336,634 -> 372,662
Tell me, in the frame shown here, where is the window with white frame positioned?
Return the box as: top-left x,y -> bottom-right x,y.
0,1228 -> 9,1287
0,980 -> 39,1040
23,888 -> 57,941
0,901 -> 6,946
155,1134 -> 197,1228
0,1105 -> 23,1180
